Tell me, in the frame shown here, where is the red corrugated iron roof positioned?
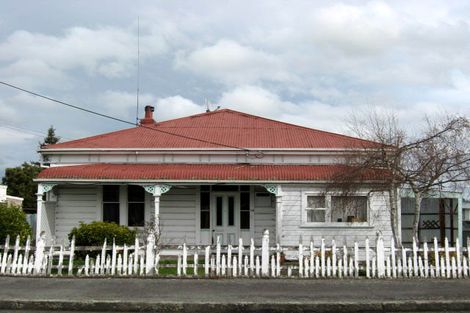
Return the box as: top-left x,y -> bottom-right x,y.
37,163 -> 384,182
44,109 -> 377,150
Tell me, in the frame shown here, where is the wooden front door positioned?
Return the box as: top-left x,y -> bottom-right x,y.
211,193 -> 239,245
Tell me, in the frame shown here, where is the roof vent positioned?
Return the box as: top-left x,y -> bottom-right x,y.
140,105 -> 155,125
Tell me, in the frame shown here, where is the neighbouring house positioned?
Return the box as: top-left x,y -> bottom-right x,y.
0,185 -> 24,207
463,199 -> 470,246
400,190 -> 464,247
35,107 -> 394,247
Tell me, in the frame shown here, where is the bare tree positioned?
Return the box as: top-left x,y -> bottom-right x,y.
403,116 -> 470,242
330,109 -> 406,246
332,108 -> 470,246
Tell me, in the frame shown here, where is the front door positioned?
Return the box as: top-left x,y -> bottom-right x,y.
212,193 -> 239,245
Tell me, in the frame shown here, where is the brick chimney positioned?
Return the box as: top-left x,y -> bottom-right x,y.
140,105 -> 155,125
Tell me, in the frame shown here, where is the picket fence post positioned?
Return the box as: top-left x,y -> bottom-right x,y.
434,237 -> 439,278
67,236 -> 75,276
391,239 -> 396,278
194,253 -> 198,277
1,235 -> 9,274
376,235 -> 385,278
250,239 -> 255,275
182,242 -> 188,276
332,240 -> 337,278
320,238 -> 325,278
34,233 -> 46,274
261,230 -> 269,276
365,238 -> 370,278
145,234 -> 155,275
445,237 -> 451,278
216,237 -> 221,276
204,246 -> 210,277
111,239 -> 117,275
238,238 -> 243,274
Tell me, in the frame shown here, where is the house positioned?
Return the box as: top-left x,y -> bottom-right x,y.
0,185 -> 23,207
35,107 -> 393,246
400,189 -> 463,247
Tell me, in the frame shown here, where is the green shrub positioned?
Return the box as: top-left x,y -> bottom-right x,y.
0,202 -> 32,244
68,221 -> 136,247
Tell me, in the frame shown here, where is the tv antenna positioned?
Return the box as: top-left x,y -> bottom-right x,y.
204,98 -> 220,112
135,16 -> 140,125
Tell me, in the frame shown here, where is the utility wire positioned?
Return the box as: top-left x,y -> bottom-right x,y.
0,81 -> 251,152
0,123 -> 73,141
0,124 -> 47,138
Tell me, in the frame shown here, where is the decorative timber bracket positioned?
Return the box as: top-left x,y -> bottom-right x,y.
37,183 -> 57,195
141,184 -> 172,196
263,184 -> 282,197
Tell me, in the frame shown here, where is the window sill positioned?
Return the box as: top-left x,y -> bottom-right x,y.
300,223 -> 373,229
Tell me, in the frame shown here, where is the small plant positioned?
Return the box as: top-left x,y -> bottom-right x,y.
426,250 -> 458,266
0,202 -> 32,244
314,249 -> 333,259
68,221 -> 136,246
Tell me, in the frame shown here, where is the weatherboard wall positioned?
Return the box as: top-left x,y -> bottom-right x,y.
279,185 -> 393,247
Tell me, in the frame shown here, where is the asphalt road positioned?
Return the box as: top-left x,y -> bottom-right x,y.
1,277 -> 470,312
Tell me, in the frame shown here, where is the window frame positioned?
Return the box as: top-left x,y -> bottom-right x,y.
305,194 -> 329,223
102,185 -> 121,225
101,185 -> 149,228
301,191 -> 371,228
127,185 -> 146,227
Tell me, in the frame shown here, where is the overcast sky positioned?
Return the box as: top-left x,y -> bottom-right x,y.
1,0 -> 470,175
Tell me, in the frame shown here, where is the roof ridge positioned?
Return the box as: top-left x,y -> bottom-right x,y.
155,108 -> 230,126
197,108 -> 376,145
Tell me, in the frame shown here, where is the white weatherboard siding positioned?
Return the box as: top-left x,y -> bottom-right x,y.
254,190 -> 276,243
154,187 -> 198,245
280,185 -> 393,247
54,185 -> 99,243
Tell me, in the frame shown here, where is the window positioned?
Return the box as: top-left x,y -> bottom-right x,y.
216,196 -> 223,226
128,185 -> 145,227
228,196 -> 235,226
103,185 -> 120,224
200,191 -> 210,229
331,196 -> 368,223
306,196 -> 326,222
304,193 -> 368,225
240,192 -> 250,229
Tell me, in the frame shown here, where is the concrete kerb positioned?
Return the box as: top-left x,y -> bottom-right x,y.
2,299 -> 470,312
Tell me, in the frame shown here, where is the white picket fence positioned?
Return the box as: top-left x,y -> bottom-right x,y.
1,230 -> 469,278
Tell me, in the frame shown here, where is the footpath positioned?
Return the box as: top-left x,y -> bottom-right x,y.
1,277 -> 470,312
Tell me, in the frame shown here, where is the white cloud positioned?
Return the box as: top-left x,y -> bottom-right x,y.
309,2 -> 401,56
219,85 -> 352,133
99,90 -> 156,120
0,25 -> 169,85
218,84 -> 468,135
219,85 -> 297,117
155,96 -> 204,121
175,39 -> 290,84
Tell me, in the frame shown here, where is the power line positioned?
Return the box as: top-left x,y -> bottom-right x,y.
0,123 -> 73,141
0,124 -> 46,138
0,81 -> 251,151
